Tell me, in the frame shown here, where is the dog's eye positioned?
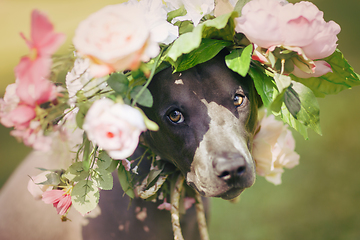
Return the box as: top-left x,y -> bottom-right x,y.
168,110 -> 184,124
234,94 -> 244,107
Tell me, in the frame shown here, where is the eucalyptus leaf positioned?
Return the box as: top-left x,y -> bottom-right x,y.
130,86 -> 153,108
225,44 -> 253,77
117,164 -> 135,199
107,72 -> 129,95
97,151 -> 113,170
62,162 -> 89,182
71,179 -> 99,215
174,38 -> 232,72
92,168 -> 113,190
291,49 -> 360,97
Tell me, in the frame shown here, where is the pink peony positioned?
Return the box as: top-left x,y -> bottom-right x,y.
83,98 -> 146,159
252,111 -> 299,185
42,189 -> 72,215
73,3 -> 161,77
235,0 -> 340,78
15,10 -> 65,106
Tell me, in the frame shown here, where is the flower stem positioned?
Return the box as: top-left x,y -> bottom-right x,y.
131,48 -> 164,107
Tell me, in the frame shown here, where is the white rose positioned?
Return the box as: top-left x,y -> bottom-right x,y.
83,98 -> 146,159
126,0 -> 179,45
73,4 -> 159,77
252,111 -> 300,185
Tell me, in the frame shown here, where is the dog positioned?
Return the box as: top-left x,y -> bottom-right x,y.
0,52 -> 260,240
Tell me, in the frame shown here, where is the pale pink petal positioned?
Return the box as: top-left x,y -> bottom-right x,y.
15,55 -> 51,85
292,60 -> 332,78
55,194 -> 72,215
5,105 -> 36,129
30,10 -> 66,55
42,190 -> 64,204
158,198 -> 172,211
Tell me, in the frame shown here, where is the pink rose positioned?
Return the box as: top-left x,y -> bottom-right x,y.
83,98 -> 146,159
235,0 -> 340,78
252,111 -> 299,185
73,3 -> 160,77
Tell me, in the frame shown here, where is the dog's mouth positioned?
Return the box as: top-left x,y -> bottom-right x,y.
217,187 -> 245,200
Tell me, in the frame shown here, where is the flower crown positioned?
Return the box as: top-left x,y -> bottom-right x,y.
1,0 -> 359,238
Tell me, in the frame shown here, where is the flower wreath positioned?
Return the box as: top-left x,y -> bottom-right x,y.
1,0 -> 359,239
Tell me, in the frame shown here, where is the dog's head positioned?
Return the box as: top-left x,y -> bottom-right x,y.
141,53 -> 260,200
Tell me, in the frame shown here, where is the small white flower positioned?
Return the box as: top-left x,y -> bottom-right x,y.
65,58 -> 109,105
164,0 -> 215,26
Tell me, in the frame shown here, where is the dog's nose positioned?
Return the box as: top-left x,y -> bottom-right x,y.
213,155 -> 247,181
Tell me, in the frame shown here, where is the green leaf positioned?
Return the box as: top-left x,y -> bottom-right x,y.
76,102 -> 91,129
174,38 -> 232,72
82,136 -> 92,172
107,72 -> 129,95
248,66 -> 277,108
147,164 -> 165,187
174,20 -> 194,35
117,164 -> 135,199
106,159 -> 119,173
167,12 -> 238,63
225,44 -> 253,77
92,168 -> 113,190
273,73 -> 291,93
63,162 -> 89,182
279,104 -> 309,140
97,151 -> 113,170
71,179 -> 99,215
130,86 -> 153,108
167,5 -> 187,22
234,0 -> 252,16
37,172 -> 60,186
291,49 -> 360,97
283,81 -> 321,135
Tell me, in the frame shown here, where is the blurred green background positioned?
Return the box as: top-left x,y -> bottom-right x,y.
0,0 -> 359,239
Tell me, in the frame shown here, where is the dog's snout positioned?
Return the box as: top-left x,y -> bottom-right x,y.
213,154 -> 247,181
218,166 -> 246,181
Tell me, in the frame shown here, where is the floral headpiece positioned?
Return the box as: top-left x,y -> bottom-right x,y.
1,0 -> 359,239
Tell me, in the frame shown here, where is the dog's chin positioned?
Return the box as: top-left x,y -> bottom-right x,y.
217,187 -> 244,200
